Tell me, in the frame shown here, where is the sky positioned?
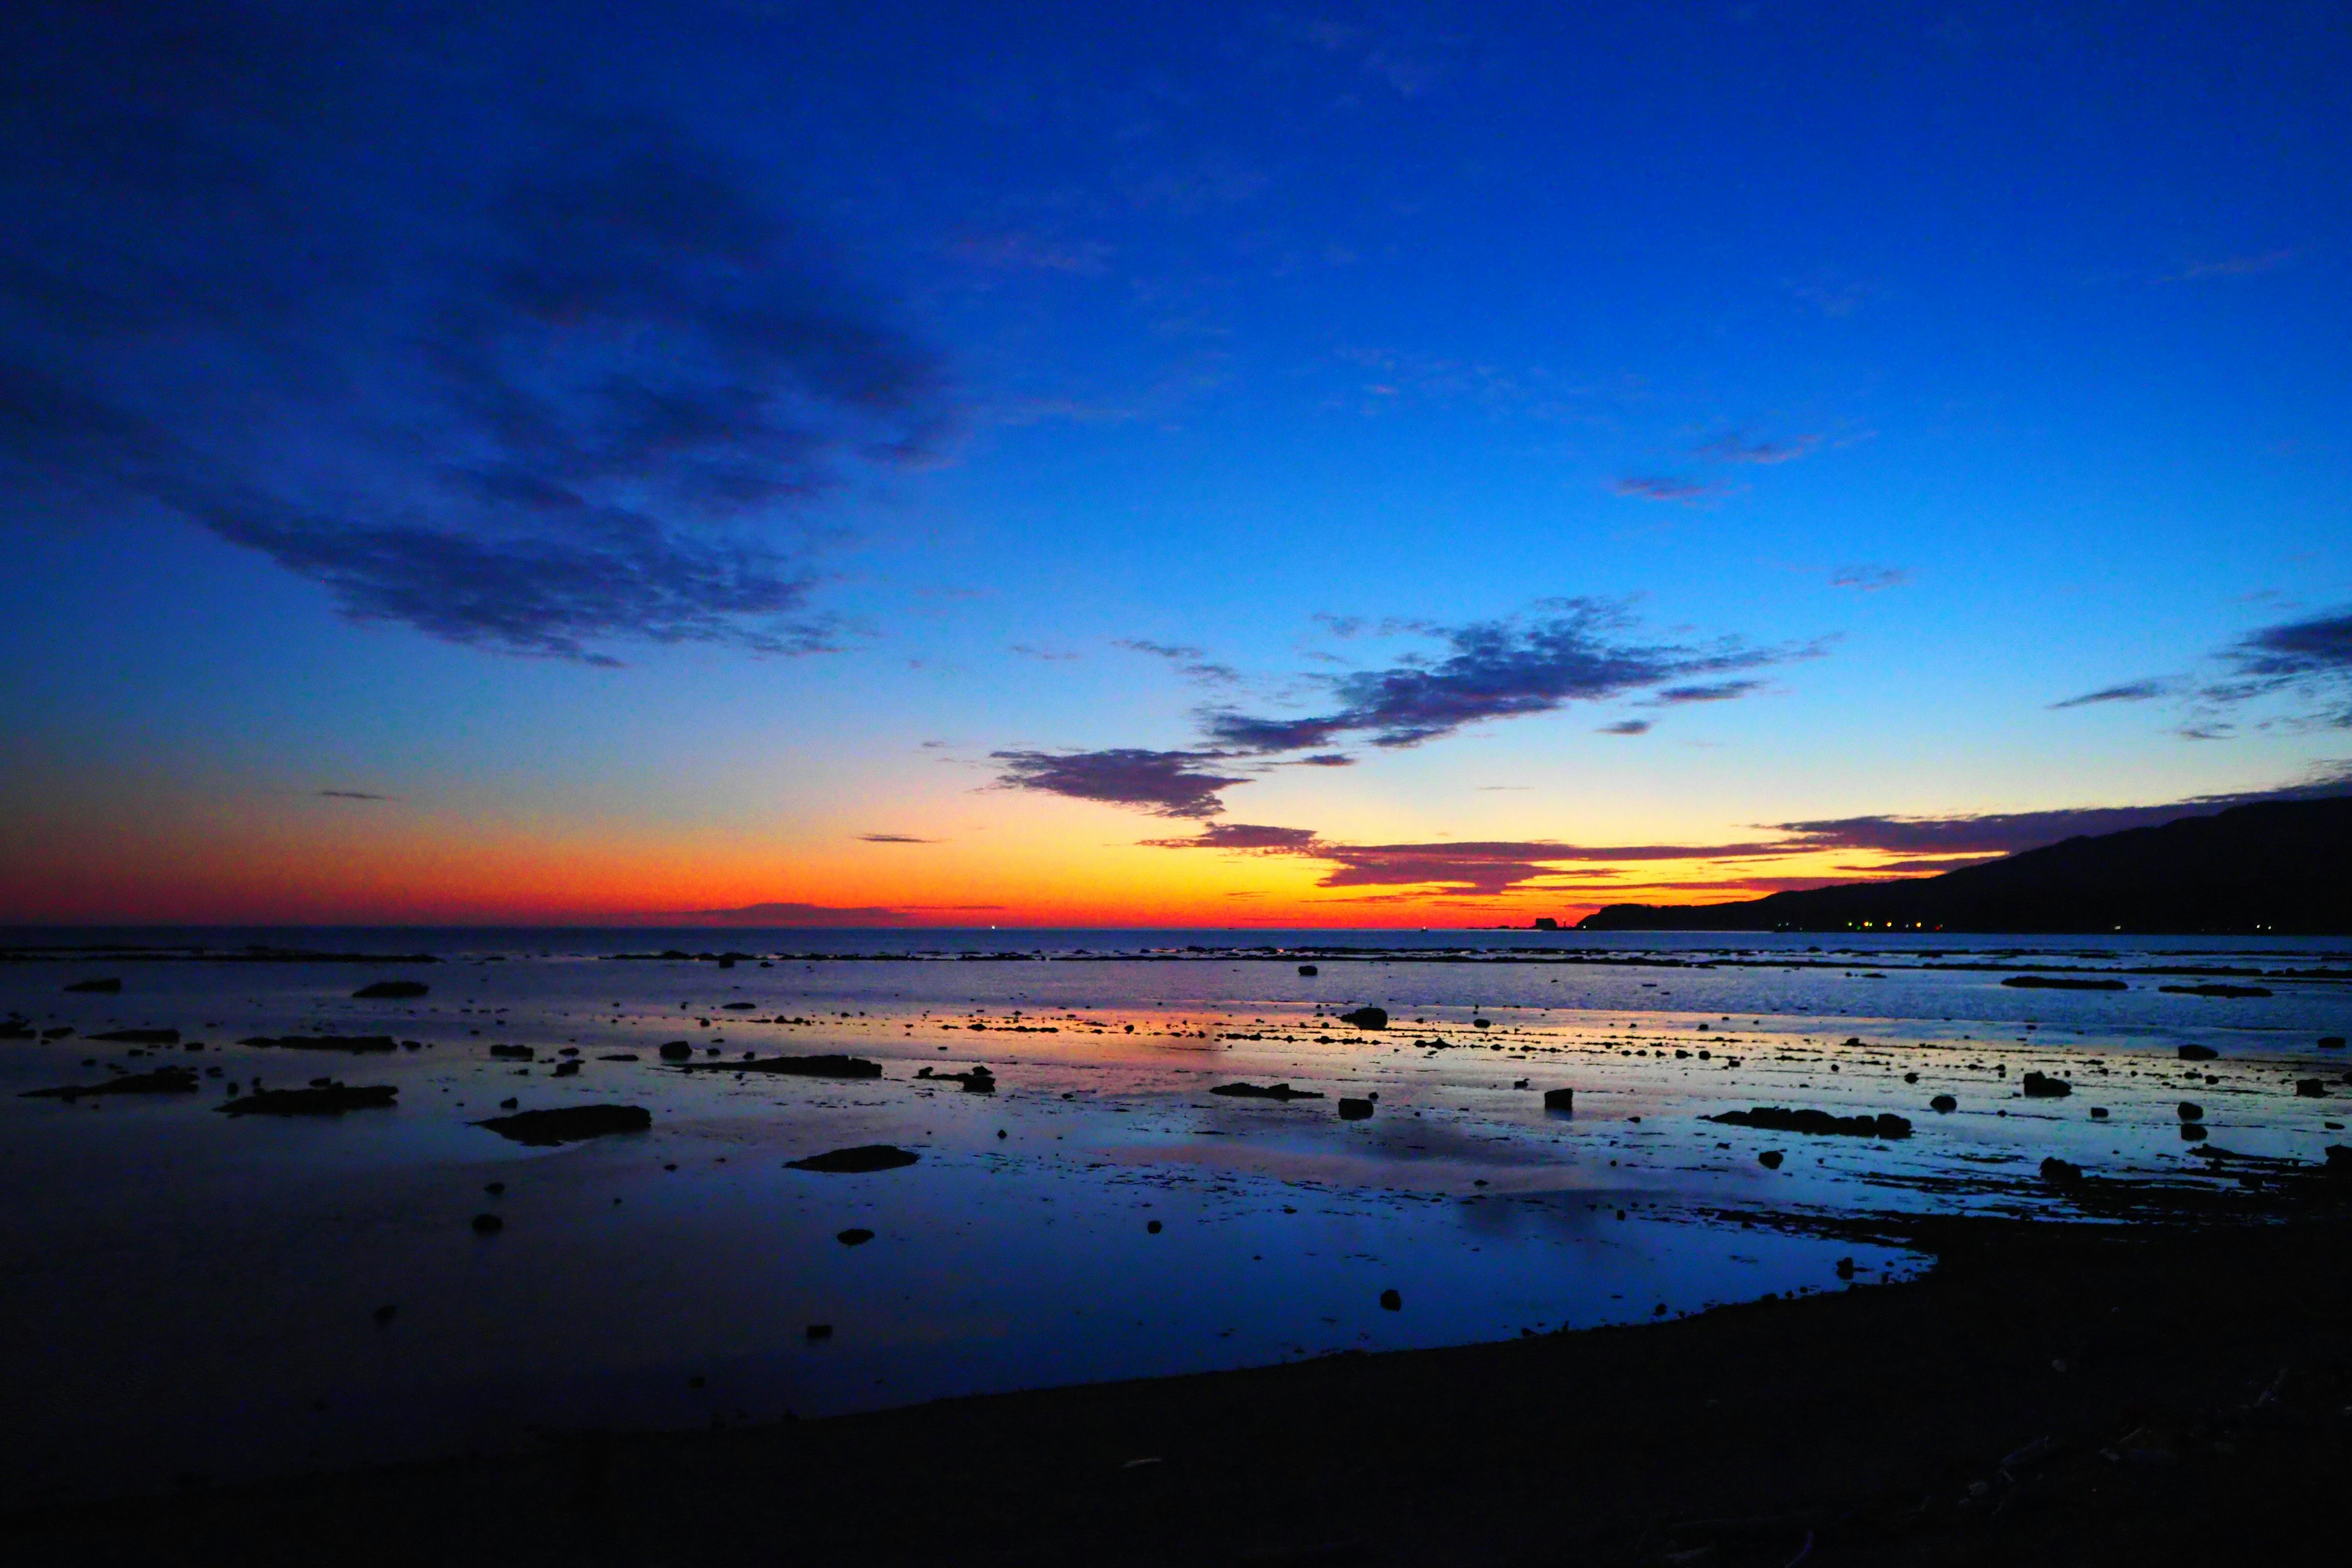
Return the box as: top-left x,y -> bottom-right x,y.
2,0 -> 2349,927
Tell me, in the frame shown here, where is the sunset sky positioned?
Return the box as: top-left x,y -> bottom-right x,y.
4,1 -> 2349,925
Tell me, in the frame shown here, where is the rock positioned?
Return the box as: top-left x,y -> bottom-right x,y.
2177,1045 -> 2219,1061
1708,1106 -> 1913,1140
1338,1007 -> 1389,1030
552,1060 -> 581,1077
2040,1156 -> 2084,1185
240,1035 -> 400,1054
1758,1150 -> 1784,1169
470,1213 -> 503,1235
1147,1220 -> 1163,1234
2326,1145 -> 2352,1170
1904,1071 -> 1920,1084
1543,1088 -> 1576,1111
1209,1082 -> 1325,1101
88,1028 -> 180,1045
1337,1097 -> 1375,1120
22,1066 -> 202,1101
352,981 -> 429,999
788,1144 -> 921,1174
1835,1257 -> 1856,1280
372,1303 -> 397,1325
473,1106 -> 652,1145
805,1324 -> 833,1341
2316,1035 -> 2346,1049
217,1084 -> 398,1116
658,1041 -> 694,1061
836,1228 -> 875,1246
2296,1078 -> 2329,1098
600,1053 -> 639,1061
1297,965 -> 1318,976
499,1097 -> 518,1109
488,1044 -> 537,1060
2002,976 -> 2126,991
2180,1123 -> 2209,1141
2090,1106 -> 2109,1119
1379,1289 -> 1401,1311
722,1001 -> 756,1010
913,1065 -> 994,1091
2158,983 -> 2272,998
2021,1071 -> 2072,1098
1930,1094 -> 1958,1113
1472,1017 -> 1491,1029
484,1182 -> 505,1194
2178,1102 -> 2204,1121
64,978 -> 123,993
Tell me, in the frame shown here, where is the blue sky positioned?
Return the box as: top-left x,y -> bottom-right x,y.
2,1 -> 2348,922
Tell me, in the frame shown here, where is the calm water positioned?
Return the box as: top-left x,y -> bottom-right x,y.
2,927 -> 2347,1504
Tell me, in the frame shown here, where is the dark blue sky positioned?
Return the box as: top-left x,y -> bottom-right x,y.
3,1 -> 2348,921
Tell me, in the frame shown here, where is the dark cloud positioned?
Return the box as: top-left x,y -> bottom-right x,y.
1829,566 -> 1909,592
1599,719 -> 1652,735
1146,823 -> 1321,851
674,901 -> 916,925
317,790 -> 391,801
1769,769 -> 2352,854
1696,433 -> 1815,464
992,748 -> 1249,819
1150,826 -> 1789,895
2050,678 -> 2171,709
1611,475 -> 1715,504
1654,679 -> 1763,704
0,7 -> 948,663
1204,601 -> 1789,753
856,833 -> 937,843
1292,753 -> 1357,767
2220,611 -> 2352,681
2159,249 -> 2297,284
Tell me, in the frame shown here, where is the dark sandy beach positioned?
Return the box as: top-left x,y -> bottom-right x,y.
8,1159 -> 2347,1568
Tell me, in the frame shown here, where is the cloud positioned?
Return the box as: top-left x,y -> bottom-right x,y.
1697,434 -> 1816,465
674,900 -> 916,925
1611,475 -> 1717,505
2159,249 -> 2297,284
1768,767 -> 2352,854
1598,719 -> 1652,735
0,11 -> 948,663
1830,566 -> 1909,592
949,233 -> 1111,275
992,747 -> 1249,819
1654,679 -> 1763,704
317,790 -> 391,801
1009,643 -> 1083,662
856,833 -> 936,843
2220,610 -> 2352,681
1204,601 -> 1790,753
1115,638 -> 1242,686
1292,753 -> 1357,767
1150,825 -> 1790,895
2050,678 -> 2171,709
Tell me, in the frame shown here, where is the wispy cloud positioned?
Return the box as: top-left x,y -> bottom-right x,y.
2196,608 -> 2352,728
949,232 -> 1111,275
1114,638 -> 1241,686
856,833 -> 937,844
1654,679 -> 1763,704
2049,678 -> 2172,710
1205,601 -> 1795,753
317,790 -> 392,801
1768,767 -> 2352,854
1830,566 -> 1909,592
1598,719 -> 1652,736
1696,433 -> 1817,465
992,748 -> 1249,819
1147,824 -> 1792,896
0,12 -> 949,664
2158,249 -> 2297,284
1611,475 -> 1717,505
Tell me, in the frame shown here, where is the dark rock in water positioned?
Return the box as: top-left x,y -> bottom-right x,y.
721,1001 -> 756,1010
484,1182 -> 505,1194
23,1066 -> 202,1101
1379,1289 -> 1402,1311
1835,1256 -> 1856,1280
352,981 -> 429,999
1147,1220 -> 1163,1234
913,1065 -> 993,1091
1709,1106 -> 1912,1140
1472,1017 -> 1491,1029
499,1097 -> 518,1110
471,1213 -> 503,1235
2021,1071 -> 2073,1098
788,1144 -> 920,1174
2002,975 -> 2126,991
89,1028 -> 180,1045
2296,1078 -> 2329,1098
489,1044 -> 535,1060
2327,1145 -> 2352,1170
2040,1156 -> 2084,1185
551,1060 -> 581,1077
64,978 -> 122,993
600,1053 -> 638,1061
1209,1082 -> 1325,1101
1338,1006 -> 1389,1030
372,1303 -> 397,1325
2178,1101 -> 2204,1121
805,1323 -> 833,1341
658,1041 -> 694,1061
836,1228 -> 875,1246
1337,1097 -> 1375,1120
2178,1044 -> 2219,1061
1930,1094 -> 1958,1113
0,1021 -> 32,1041
219,1084 -> 398,1117
241,1035 -> 399,1054
2090,1106 -> 2109,1120
2321,1036 -> 2346,1049
2158,983 -> 2272,999
474,1105 -> 651,1145
1758,1150 -> 1784,1169
1904,1071 -> 1919,1084
2180,1123 -> 2209,1142
1297,964 -> 1318,976
1544,1087 -> 1576,1112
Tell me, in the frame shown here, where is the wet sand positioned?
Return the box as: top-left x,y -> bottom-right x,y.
5,1186 -> 2348,1566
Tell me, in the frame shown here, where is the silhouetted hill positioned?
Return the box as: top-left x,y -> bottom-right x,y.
1577,796 -> 2352,933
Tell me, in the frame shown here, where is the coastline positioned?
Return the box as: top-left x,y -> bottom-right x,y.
9,1178 -> 2348,1567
